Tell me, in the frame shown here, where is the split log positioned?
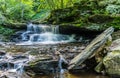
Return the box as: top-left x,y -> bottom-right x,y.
68,27 -> 114,70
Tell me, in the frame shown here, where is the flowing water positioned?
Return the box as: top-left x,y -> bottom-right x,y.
0,51 -> 31,78
20,23 -> 76,45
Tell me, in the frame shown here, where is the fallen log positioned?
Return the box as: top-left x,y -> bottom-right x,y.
68,27 -> 114,70
2,22 -> 27,29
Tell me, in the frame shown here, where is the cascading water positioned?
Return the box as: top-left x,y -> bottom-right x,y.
20,23 -> 75,45
0,52 -> 31,78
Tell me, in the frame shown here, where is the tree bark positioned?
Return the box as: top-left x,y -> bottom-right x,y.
68,27 -> 114,70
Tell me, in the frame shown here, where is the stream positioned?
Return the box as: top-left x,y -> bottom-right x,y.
0,23 -> 111,78
18,23 -> 76,45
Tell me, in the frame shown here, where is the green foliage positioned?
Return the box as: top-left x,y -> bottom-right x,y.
0,0 -> 35,22
0,26 -> 14,36
0,0 -> 82,23
107,16 -> 120,29
32,9 -> 50,21
32,0 -> 81,10
0,13 -> 6,24
106,4 -> 120,14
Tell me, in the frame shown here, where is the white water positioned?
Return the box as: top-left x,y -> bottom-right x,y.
0,53 -> 31,77
55,54 -> 68,78
19,23 -> 76,45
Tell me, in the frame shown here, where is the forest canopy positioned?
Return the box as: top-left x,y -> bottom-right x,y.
0,0 -> 81,22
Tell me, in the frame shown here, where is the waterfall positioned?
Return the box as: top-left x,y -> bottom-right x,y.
20,23 -> 76,45
0,52 -> 31,78
58,55 -> 67,74
56,54 -> 68,78
25,23 -> 58,34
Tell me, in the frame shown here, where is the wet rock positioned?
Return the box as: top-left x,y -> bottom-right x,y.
0,62 -> 14,70
10,55 -> 29,64
24,55 -> 56,75
12,55 -> 28,60
0,51 -> 6,56
0,51 -> 6,59
10,31 -> 25,42
25,60 -> 58,75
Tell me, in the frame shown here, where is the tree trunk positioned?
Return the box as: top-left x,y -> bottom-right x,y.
68,27 -> 114,70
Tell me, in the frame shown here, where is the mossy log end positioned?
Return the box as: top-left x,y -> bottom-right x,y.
68,27 -> 114,70
2,22 -> 27,29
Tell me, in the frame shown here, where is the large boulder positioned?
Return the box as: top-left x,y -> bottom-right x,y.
103,50 -> 120,76
96,39 -> 120,77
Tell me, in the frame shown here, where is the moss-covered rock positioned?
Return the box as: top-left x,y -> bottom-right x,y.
88,14 -> 113,23
44,0 -> 120,31
25,55 -> 58,75
26,60 -> 58,75
46,7 -> 81,24
103,50 -> 120,76
95,39 -> 120,76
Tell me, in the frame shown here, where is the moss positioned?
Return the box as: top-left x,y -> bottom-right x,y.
46,7 -> 82,24
103,50 -> 120,75
106,16 -> 120,29
32,9 -> 51,22
95,62 -> 105,73
43,0 -> 120,32
46,1 -> 106,23
29,60 -> 42,67
88,14 -> 113,23
0,26 -> 15,41
28,56 -> 53,67
106,4 -> 120,14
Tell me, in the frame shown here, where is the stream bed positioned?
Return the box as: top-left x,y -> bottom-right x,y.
0,24 -> 112,78
0,42 -> 111,78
